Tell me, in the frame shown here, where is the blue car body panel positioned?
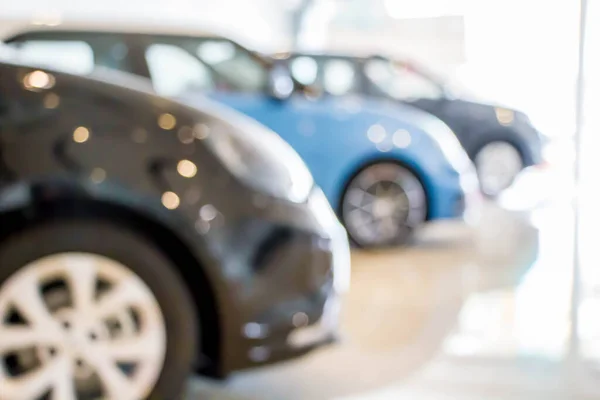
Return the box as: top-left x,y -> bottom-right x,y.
206,92 -> 466,220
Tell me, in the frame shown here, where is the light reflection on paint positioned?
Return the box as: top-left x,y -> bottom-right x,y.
376,141 -> 393,152
193,123 -> 210,140
73,126 -> 90,143
177,159 -> 197,178
367,124 -> 387,144
162,191 -> 180,209
43,93 -> 60,109
393,129 -> 412,148
158,113 -> 177,130
90,168 -> 106,184
23,70 -> 54,90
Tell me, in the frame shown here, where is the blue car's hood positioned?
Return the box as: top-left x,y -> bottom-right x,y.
189,91 -> 472,173
291,94 -> 450,130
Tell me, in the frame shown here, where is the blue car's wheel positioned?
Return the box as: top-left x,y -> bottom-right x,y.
341,163 -> 427,247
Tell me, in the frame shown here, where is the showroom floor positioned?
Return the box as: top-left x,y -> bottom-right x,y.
186,162 -> 600,400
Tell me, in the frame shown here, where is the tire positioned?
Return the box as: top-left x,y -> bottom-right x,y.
474,141 -> 524,198
0,220 -> 198,400
340,162 -> 427,248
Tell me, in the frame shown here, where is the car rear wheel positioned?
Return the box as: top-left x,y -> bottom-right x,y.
474,141 -> 523,197
341,163 -> 427,247
0,220 -> 197,400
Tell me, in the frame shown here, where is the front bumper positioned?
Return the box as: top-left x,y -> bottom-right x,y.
221,188 -> 351,373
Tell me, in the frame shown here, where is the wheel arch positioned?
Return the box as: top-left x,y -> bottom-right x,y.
0,179 -> 223,377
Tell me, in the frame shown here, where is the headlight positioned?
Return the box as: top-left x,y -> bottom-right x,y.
204,114 -> 314,203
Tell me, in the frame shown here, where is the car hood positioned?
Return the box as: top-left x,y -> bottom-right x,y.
184,90 -> 474,174
329,95 -> 473,173
443,85 -> 537,125
316,94 -> 454,129
449,93 -> 525,118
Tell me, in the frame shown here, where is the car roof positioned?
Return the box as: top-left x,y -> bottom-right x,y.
274,50 -> 370,61
2,21 -> 265,53
0,48 -> 159,97
274,50 -> 413,65
0,51 -> 276,135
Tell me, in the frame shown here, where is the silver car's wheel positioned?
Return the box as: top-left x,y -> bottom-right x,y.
0,254 -> 166,400
0,221 -> 198,400
475,141 -> 523,197
341,163 -> 427,247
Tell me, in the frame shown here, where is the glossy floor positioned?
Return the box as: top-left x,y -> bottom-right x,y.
187,164 -> 600,400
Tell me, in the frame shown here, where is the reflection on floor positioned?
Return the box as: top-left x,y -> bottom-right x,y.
188,165 -> 600,400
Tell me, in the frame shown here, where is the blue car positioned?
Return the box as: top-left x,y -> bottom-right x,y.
5,27 -> 479,247
277,52 -> 545,197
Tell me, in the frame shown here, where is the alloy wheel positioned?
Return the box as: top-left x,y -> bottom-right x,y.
475,141 -> 523,197
342,163 -> 427,247
0,253 -> 167,400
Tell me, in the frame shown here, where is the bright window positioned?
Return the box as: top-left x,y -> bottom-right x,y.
365,59 -> 442,100
196,40 -> 267,92
323,59 -> 357,95
145,44 -> 213,97
13,40 -> 94,75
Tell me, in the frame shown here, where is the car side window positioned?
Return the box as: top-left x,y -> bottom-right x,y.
145,43 -> 214,97
290,56 -> 319,86
196,40 -> 267,92
8,37 -> 137,76
322,59 -> 358,96
10,40 -> 94,75
365,59 -> 442,100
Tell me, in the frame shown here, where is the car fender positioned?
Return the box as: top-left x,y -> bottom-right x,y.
0,176 -> 234,336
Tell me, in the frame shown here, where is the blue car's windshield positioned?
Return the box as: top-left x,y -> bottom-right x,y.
142,36 -> 270,97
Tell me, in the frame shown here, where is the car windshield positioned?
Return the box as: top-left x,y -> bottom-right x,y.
194,39 -> 269,91
4,32 -> 274,97
365,58 -> 446,101
144,37 -> 271,96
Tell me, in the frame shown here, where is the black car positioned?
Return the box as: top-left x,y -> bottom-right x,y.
0,58 -> 350,399
277,52 -> 545,197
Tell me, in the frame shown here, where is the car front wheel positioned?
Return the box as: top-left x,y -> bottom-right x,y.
341,163 -> 427,247
0,220 -> 197,400
474,141 -> 524,197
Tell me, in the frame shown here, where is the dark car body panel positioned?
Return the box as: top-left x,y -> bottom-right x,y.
409,97 -> 542,166
0,61 -> 347,375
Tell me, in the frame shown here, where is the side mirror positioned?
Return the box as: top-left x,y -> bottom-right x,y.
267,64 -> 294,100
